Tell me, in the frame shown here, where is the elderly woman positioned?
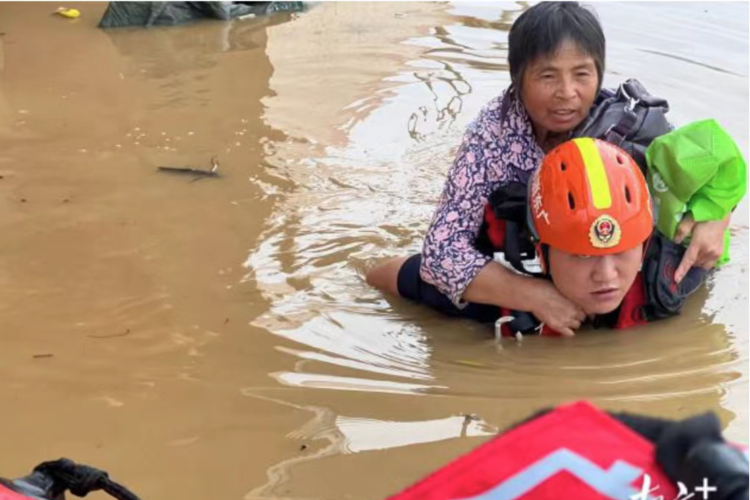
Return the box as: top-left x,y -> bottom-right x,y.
366,2 -> 730,336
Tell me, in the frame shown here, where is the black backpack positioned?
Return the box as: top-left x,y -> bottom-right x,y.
573,78 -> 673,172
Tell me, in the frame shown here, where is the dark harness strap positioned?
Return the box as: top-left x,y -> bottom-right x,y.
33,459 -> 142,500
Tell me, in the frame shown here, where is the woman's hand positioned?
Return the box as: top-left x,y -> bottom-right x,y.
529,280 -> 587,337
673,212 -> 731,284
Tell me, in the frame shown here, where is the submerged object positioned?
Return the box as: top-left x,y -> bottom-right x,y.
98,1 -> 305,29
0,458 -> 141,500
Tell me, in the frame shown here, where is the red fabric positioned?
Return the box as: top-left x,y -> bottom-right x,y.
614,272 -> 649,330
484,205 -> 506,250
539,324 -> 562,336
388,401 -> 676,500
0,485 -> 37,500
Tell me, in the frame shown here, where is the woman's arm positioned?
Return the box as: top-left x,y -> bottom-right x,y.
419,103 -> 501,306
462,261 -> 586,336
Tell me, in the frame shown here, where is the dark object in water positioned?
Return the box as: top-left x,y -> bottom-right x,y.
158,156 -> 220,179
157,166 -> 219,178
0,457 -> 142,500
98,1 -> 305,29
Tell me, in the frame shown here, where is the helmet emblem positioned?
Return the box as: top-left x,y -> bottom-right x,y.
589,215 -> 621,248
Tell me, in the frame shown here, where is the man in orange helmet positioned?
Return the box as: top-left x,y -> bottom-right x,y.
526,137 -> 653,317
367,129 -> 744,338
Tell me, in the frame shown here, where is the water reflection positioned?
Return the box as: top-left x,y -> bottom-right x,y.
407,60 -> 472,141
335,414 -> 496,453
403,3 -> 523,140
241,388 -> 495,500
103,12 -> 300,78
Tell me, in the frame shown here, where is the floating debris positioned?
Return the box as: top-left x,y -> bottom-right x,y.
54,7 -> 81,18
88,329 -> 131,339
454,359 -> 485,368
158,156 -> 220,179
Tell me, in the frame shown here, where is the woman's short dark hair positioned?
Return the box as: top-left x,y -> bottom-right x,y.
508,2 -> 605,90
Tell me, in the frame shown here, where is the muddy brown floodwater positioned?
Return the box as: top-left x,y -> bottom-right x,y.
0,2 -> 746,500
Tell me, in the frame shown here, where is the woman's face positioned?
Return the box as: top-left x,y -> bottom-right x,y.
520,39 -> 599,138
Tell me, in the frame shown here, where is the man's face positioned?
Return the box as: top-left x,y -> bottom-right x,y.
548,244 -> 643,315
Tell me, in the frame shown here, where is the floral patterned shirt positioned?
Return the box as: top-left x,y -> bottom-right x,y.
419,89 -> 546,306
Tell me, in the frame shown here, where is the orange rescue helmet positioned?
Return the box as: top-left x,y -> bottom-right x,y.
527,137 -> 653,255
